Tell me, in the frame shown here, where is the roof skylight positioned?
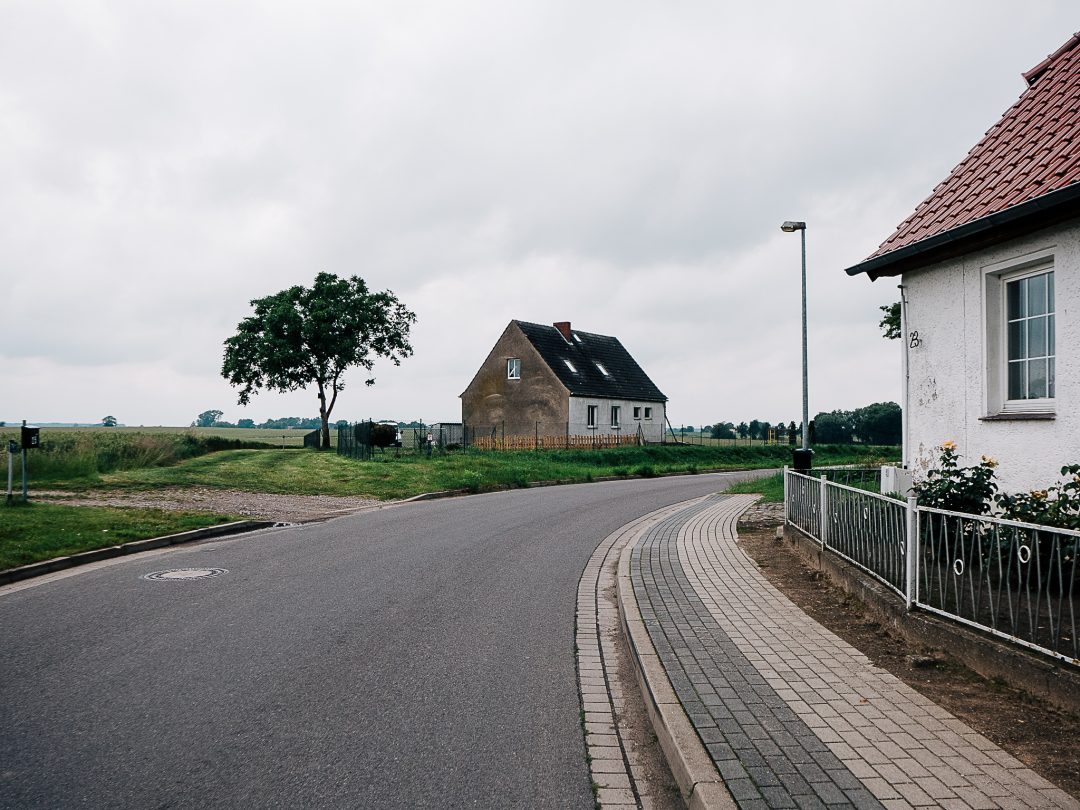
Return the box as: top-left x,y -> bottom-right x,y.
595,363 -> 609,376
563,359 -> 577,373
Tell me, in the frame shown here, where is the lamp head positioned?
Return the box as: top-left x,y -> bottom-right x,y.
781,221 -> 806,232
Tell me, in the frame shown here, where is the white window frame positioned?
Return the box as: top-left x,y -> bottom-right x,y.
633,406 -> 641,420
507,358 -> 521,380
982,249 -> 1055,416
644,406 -> 653,420
610,405 -> 621,429
587,404 -> 598,429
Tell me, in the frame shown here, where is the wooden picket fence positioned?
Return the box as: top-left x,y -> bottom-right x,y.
470,433 -> 641,451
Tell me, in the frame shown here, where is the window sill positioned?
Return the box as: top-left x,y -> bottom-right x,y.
586,426 -> 597,430
980,412 -> 1056,421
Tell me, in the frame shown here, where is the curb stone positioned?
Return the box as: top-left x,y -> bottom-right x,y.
0,520 -> 275,586
616,513 -> 737,810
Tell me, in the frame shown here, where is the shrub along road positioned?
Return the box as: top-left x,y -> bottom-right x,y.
0,472 -> 768,810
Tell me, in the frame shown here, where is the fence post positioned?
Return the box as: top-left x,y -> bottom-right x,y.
819,474 -> 828,550
782,466 -> 789,525
905,495 -> 917,610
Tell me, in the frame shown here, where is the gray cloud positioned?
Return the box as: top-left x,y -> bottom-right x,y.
2,1 -> 1076,425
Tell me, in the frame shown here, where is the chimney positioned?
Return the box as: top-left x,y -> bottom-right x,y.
554,321 -> 572,341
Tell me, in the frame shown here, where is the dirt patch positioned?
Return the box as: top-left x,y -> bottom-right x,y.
736,503 -> 1080,801
35,488 -> 385,524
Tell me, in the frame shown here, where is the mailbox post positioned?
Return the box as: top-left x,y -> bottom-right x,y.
6,439 -> 16,505
19,420 -> 39,502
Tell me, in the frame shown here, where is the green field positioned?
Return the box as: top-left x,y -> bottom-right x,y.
25,441 -> 897,500
1,424 -> 334,448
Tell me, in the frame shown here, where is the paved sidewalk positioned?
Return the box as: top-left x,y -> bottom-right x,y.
626,494 -> 1077,810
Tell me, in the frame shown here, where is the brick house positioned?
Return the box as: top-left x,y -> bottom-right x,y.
461,320 -> 668,442
846,33 -> 1080,492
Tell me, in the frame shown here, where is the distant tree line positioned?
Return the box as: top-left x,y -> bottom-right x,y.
700,402 -> 901,445
191,410 -> 424,431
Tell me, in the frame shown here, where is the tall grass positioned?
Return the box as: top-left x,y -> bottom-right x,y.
0,430 -> 272,483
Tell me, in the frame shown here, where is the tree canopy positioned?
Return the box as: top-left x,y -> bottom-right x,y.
101,415 -> 117,427
879,302 -> 901,340
221,273 -> 416,448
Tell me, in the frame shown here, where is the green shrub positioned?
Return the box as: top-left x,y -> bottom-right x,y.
912,443 -> 998,515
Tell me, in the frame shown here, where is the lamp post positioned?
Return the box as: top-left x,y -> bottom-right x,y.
781,220 -> 812,470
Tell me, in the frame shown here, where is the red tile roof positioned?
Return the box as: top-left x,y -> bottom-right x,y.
865,32 -> 1080,263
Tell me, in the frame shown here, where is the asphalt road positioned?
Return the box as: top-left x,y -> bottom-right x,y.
0,472 -> 766,809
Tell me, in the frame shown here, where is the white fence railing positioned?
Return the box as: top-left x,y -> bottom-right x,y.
783,467 -> 1079,666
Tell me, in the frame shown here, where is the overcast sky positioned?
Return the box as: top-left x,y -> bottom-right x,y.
2,2 -> 1077,428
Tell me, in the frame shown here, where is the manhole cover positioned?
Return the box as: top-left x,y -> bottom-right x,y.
143,568 -> 228,582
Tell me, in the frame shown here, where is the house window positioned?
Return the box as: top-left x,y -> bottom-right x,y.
564,359 -> 578,373
595,362 -> 609,376
633,406 -> 641,419
1006,270 -> 1054,401
984,253 -> 1056,417
507,358 -> 520,380
587,405 -> 598,429
611,406 -> 621,428
644,407 -> 652,419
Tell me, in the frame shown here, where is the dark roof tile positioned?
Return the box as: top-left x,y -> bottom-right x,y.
514,320 -> 667,402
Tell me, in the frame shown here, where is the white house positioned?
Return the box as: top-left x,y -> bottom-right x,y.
846,32 -> 1080,493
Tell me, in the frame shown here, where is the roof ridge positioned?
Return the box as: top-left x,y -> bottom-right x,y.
1022,31 -> 1080,85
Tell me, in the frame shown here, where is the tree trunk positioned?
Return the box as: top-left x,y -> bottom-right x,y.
318,385 -> 331,450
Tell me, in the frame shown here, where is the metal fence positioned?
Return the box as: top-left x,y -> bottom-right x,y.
917,507 -> 1079,663
783,467 -> 1079,665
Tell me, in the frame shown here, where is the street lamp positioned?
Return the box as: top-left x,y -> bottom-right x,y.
781,220 -> 812,470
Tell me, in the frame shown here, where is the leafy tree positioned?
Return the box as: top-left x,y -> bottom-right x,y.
101,415 -> 118,427
812,410 -> 854,443
194,410 -> 223,428
879,302 -> 901,340
760,421 -> 772,442
222,273 -> 416,449
237,418 -> 255,429
852,402 -> 901,445
737,422 -> 749,439
788,421 -> 798,446
710,422 -> 736,439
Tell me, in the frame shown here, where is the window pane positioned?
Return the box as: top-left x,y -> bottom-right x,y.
1007,278 -> 1025,320
1008,360 -> 1025,400
1048,313 -> 1055,356
1027,273 -> 1047,316
1049,358 -> 1056,398
1027,316 -> 1046,358
1048,271 -> 1055,312
1028,358 -> 1047,399
1008,321 -> 1026,360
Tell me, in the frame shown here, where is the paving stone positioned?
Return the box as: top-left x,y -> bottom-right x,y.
627,494 -> 1074,810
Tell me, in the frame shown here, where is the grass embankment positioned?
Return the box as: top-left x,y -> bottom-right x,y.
71,443 -> 898,500
0,502 -> 237,571
0,429 -> 276,484
725,473 -> 786,503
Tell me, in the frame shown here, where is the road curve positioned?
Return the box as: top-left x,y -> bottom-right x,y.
0,472 -> 766,809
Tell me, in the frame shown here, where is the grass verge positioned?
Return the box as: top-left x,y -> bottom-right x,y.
725,473 -> 785,502
45,443 -> 898,500
0,502 -> 238,571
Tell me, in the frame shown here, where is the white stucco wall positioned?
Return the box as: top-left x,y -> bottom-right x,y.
902,219 -> 1079,493
568,397 -> 666,442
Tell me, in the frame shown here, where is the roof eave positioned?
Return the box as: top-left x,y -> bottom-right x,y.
845,182 -> 1080,280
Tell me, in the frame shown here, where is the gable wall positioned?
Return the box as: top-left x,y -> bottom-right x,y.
461,322 -> 569,436
903,217 -> 1079,492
